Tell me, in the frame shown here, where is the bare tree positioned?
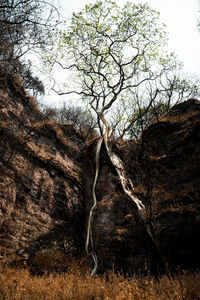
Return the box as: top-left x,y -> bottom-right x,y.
42,102 -> 97,135
110,72 -> 200,139
0,0 -> 60,96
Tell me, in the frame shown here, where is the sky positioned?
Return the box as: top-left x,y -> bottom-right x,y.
43,0 -> 200,106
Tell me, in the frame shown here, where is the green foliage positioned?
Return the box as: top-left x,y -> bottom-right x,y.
43,0 -> 200,139
45,1 -> 178,110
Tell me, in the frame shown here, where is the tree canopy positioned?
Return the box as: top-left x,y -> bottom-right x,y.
44,0 -> 200,138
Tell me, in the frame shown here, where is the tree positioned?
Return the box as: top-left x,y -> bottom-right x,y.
110,72 -> 200,139
41,102 -> 97,135
42,0 -> 200,275
0,0 -> 60,96
45,0 -> 182,134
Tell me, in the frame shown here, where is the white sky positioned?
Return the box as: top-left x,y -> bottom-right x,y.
43,0 -> 200,106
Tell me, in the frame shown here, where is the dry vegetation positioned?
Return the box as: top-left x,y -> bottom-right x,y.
0,262 -> 200,300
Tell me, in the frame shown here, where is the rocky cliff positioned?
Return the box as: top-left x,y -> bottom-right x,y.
0,67 -> 85,268
87,98 -> 200,274
0,66 -> 200,275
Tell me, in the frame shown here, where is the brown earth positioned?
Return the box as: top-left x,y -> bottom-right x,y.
0,65 -> 200,275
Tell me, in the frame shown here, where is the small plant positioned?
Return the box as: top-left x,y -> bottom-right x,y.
29,236 -> 78,274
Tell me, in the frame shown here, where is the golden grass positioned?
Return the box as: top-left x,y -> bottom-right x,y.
0,262 -> 200,300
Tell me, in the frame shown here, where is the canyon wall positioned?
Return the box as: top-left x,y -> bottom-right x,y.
0,67 -> 85,268
0,67 -> 200,274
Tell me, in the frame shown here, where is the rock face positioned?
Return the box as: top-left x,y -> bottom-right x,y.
84,99 -> 200,274
139,99 -> 200,272
83,142 -> 155,274
0,67 -> 85,265
0,66 -> 200,275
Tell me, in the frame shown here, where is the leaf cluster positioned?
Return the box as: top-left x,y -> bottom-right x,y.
42,0 -> 200,139
47,0 -> 172,114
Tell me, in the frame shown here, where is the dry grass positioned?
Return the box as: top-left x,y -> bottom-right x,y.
0,262 -> 200,300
